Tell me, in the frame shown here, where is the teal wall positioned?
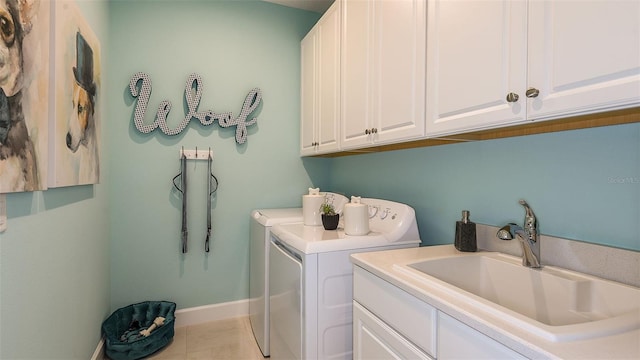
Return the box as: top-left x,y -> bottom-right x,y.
1,0 -> 325,358
107,0 -> 324,310
327,123 -> 640,251
0,1 -> 111,359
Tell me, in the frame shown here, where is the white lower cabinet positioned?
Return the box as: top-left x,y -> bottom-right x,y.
353,267 -> 437,357
353,266 -> 528,360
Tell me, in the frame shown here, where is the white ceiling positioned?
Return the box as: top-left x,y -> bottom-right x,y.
263,0 -> 334,13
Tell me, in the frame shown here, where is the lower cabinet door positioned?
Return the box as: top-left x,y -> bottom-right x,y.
353,302 -> 434,360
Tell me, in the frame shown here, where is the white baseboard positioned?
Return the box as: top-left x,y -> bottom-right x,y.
174,299 -> 250,328
91,338 -> 105,360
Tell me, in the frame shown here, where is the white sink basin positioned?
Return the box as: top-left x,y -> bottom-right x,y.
395,252 -> 640,342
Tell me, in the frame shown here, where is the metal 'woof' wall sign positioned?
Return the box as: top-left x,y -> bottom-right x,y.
128,72 -> 262,144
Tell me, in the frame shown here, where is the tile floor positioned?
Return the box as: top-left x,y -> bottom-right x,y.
123,316 -> 265,360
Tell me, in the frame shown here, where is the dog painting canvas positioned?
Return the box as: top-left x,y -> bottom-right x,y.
50,0 -> 100,187
0,0 -> 50,193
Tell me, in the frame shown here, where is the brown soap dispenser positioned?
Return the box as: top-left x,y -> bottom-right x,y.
455,210 -> 477,252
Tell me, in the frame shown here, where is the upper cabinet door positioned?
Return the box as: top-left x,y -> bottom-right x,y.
300,2 -> 341,156
341,0 -> 426,150
527,0 -> 640,120
373,0 -> 426,144
300,30 -> 317,155
341,0 -> 373,149
317,2 -> 341,152
425,0 -> 528,137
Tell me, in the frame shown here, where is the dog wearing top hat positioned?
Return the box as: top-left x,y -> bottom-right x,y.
0,0 -> 39,192
66,31 -> 99,184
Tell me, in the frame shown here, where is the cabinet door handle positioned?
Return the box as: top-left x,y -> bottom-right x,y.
365,129 -> 370,135
525,88 -> 540,98
506,92 -> 519,103
372,128 -> 378,134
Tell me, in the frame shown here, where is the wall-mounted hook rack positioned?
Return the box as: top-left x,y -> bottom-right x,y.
180,148 -> 213,160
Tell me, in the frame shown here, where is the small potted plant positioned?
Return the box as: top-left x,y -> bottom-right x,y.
320,197 -> 339,230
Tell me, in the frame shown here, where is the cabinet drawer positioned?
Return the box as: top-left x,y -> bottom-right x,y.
353,266 -> 437,356
438,312 -> 528,359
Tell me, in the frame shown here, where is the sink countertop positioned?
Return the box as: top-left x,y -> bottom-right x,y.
350,245 -> 640,359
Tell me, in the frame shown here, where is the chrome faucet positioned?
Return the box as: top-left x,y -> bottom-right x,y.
497,199 -> 541,268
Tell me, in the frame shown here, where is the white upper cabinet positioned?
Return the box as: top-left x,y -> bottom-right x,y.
527,0 -> 640,120
300,31 -> 317,155
300,2 -> 341,156
341,0 -> 426,150
426,0 -> 640,137
425,0 -> 527,136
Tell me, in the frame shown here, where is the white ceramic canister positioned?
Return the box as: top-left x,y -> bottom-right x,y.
344,196 -> 370,235
303,188 -> 324,226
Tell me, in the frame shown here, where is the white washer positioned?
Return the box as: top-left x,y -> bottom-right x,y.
269,198 -> 421,360
250,208 -> 302,357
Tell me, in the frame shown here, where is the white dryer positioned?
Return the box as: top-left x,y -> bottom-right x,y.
249,208 -> 302,357
269,198 -> 421,360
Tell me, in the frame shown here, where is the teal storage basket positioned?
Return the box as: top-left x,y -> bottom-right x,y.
102,301 -> 176,360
